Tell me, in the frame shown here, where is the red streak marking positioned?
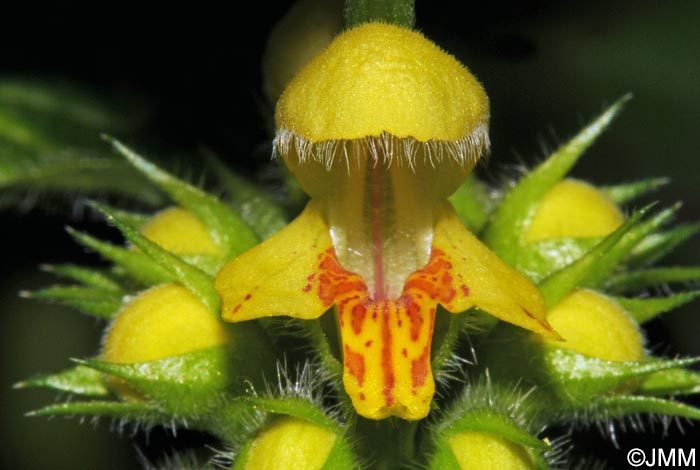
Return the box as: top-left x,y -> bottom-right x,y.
244,294 -> 252,301
403,297 -> 423,341
359,393 -> 366,400
370,162 -> 386,300
307,273 -> 316,281
411,346 -> 430,388
351,303 -> 367,335
302,284 -> 312,292
233,304 -> 241,314
461,285 -> 470,296
365,340 -> 373,348
344,345 -> 366,387
402,348 -> 408,358
380,302 -> 395,407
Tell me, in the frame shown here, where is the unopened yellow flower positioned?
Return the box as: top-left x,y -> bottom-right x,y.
238,417 -> 338,470
544,288 -> 644,362
216,23 -> 558,420
103,283 -> 228,364
526,179 -> 624,242
447,432 -> 537,470
140,207 -> 220,255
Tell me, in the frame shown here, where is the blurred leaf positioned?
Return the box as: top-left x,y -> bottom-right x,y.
15,365 -> 109,397
613,291 -> 700,324
40,263 -> 123,292
600,177 -> 669,206
628,222 -> 700,268
204,150 -> 288,239
106,137 -> 258,259
92,202 -> 219,313
22,285 -> 123,319
638,368 -> 700,397
448,174 -> 493,234
606,266 -> 700,293
483,96 -> 630,265
67,227 -> 174,286
595,395 -> 700,420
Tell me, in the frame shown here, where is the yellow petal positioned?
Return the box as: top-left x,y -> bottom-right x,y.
448,432 -> 537,470
215,200 -> 333,322
276,22 -> 488,143
432,203 -> 560,340
140,207 -> 220,255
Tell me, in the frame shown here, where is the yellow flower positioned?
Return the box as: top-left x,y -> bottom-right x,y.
140,206 -> 220,255
544,288 -> 644,362
216,23 -> 559,420
237,417 -> 340,470
447,432 -> 537,470
526,178 -> 624,242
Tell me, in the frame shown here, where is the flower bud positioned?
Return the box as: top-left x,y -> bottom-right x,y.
444,432 -> 537,470
140,207 -> 220,255
261,0 -> 343,105
526,178 -> 624,242
544,288 -> 644,362
235,416 -> 356,470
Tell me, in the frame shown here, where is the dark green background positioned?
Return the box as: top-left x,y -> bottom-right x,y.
1,1 -> 698,468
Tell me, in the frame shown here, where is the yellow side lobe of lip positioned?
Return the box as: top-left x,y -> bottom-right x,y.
432,202 -> 560,340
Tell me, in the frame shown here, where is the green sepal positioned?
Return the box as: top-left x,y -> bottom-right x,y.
606,266 -> 700,293
628,221 -> 700,268
81,348 -> 232,417
538,206 -> 648,308
638,368 -> 700,397
612,291 -> 700,324
203,150 -> 288,239
448,174 -> 493,234
27,400 -> 165,422
594,395 -> 700,420
483,95 -> 630,265
105,136 -> 258,259
541,348 -> 698,407
40,263 -> 123,292
236,396 -> 340,432
15,365 -> 109,397
345,0 -> 415,28
91,201 -> 219,313
21,285 -> 123,319
429,409 -> 548,470
600,177 -> 669,205
67,227 -> 173,286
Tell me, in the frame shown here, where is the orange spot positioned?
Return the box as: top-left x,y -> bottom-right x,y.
302,284 -> 312,292
351,302 -> 367,335
344,345 -> 365,387
461,285 -> 470,296
244,294 -> 252,301
233,304 -> 242,314
411,346 -> 430,389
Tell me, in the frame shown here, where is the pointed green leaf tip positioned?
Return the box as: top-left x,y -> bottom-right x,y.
40,263 -> 123,291
15,365 -> 109,397
601,177 -> 669,205
595,395 -> 700,421
103,135 -> 258,259
89,201 -> 220,313
613,291 -> 700,324
27,400 -> 164,422
22,285 -> 123,319
607,266 -> 700,293
639,368 -> 700,397
66,226 -> 173,286
483,95 -> 631,265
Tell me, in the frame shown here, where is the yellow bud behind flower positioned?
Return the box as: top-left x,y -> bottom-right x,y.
103,283 -> 228,364
544,289 -> 644,362
526,179 -> 624,242
140,207 -> 220,255
238,417 -> 337,470
447,432 -> 537,470
261,0 -> 343,105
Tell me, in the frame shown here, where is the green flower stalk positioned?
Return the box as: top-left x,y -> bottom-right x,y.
5,1 -> 700,468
